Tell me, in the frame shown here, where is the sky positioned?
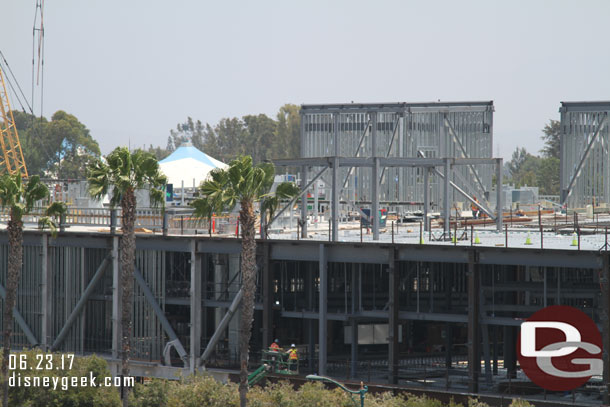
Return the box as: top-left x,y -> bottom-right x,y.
2,0 -> 610,160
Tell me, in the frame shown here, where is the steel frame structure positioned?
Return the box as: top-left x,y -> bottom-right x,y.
560,101 -> 610,207
0,230 -> 608,401
300,102 -> 494,215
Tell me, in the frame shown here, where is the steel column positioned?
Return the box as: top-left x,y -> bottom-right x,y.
468,250 -> 480,393
112,236 -> 120,359
331,158 -> 340,242
372,157 -> 380,240
301,165 -> 308,238
190,240 -> 202,371
318,244 -> 328,375
41,233 -> 50,349
495,158 -> 503,232
444,158 -> 451,237
423,169 -> 429,232
200,289 -> 243,364
388,248 -> 399,384
262,243 -> 274,350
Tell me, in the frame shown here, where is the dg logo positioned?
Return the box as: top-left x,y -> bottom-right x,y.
517,305 -> 602,391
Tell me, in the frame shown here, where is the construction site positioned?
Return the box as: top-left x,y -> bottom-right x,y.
0,91 -> 609,406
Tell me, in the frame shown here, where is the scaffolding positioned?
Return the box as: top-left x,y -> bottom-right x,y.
300,102 -> 495,213
560,101 -> 610,208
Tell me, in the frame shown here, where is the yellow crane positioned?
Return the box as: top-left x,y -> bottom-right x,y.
0,67 -> 28,177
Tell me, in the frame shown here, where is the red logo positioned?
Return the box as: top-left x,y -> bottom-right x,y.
517,305 -> 602,391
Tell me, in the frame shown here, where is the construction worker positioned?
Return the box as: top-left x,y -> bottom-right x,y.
269,339 -> 281,352
471,196 -> 479,219
287,344 -> 298,372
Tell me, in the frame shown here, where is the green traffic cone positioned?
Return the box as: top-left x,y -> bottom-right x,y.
525,232 -> 533,245
474,232 -> 481,244
419,236 -> 425,245
570,232 -> 578,246
452,234 -> 457,243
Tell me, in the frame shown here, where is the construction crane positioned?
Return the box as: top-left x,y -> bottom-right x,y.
0,67 -> 28,177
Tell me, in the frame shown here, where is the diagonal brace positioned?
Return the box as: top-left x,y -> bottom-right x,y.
134,267 -> 189,367
0,284 -> 38,346
51,254 -> 111,350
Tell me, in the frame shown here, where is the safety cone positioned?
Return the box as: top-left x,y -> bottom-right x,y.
524,232 -> 533,245
452,234 -> 457,243
570,232 -> 578,247
474,232 -> 481,244
419,236 -> 425,245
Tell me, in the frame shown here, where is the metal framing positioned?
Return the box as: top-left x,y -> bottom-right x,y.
560,101 -> 610,207
300,102 -> 494,215
0,230 -> 606,402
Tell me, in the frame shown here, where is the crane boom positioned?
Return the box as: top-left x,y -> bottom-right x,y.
0,67 -> 28,177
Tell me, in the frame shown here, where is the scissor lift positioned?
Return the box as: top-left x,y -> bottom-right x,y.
247,349 -> 299,386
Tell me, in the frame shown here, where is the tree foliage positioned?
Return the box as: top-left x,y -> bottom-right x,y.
506,147 -> 559,195
13,110 -> 100,178
166,104 -> 301,164
541,119 -> 560,159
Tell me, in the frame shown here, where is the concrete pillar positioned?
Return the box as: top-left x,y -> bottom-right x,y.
301,166 -> 308,238
388,248 -> 399,384
468,250 -> 480,393
318,244 -> 328,375
190,240 -> 202,371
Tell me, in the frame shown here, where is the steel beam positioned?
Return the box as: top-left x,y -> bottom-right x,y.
300,101 -> 493,114
261,243 -> 274,350
495,158 -> 503,231
0,283 -> 38,346
134,268 -> 188,366
200,289 -> 243,364
51,254 -> 111,351
41,234 -> 50,349
318,244 -> 328,375
300,165 -> 308,238
372,157 -> 380,240
444,159 -> 451,236
331,157 -> 340,242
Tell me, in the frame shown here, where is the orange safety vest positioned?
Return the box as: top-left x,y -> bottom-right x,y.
270,342 -> 280,351
288,348 -> 298,360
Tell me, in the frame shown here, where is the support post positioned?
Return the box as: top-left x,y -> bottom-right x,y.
319,244 -> 328,375
111,235 -> 120,359
262,242 -> 274,350
41,234 -> 50,349
444,159 -> 451,237
388,248 -> 399,384
423,169 -> 429,232
372,157 -> 380,240
496,158 -> 503,232
468,250 -> 480,393
332,157 -> 340,242
351,263 -> 359,378
190,240 -> 202,372
301,166 -> 308,238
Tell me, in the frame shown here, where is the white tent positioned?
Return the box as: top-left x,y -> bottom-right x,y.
159,142 -> 227,188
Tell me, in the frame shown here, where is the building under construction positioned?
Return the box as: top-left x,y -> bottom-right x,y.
0,101 -> 609,406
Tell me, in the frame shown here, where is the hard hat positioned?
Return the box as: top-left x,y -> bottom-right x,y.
291,344 -> 296,347
274,339 -> 279,343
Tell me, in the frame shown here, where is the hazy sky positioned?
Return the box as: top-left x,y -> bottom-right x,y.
2,0 -> 610,160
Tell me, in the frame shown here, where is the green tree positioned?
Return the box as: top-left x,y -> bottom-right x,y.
541,119 -> 560,159
537,157 -> 560,195
0,174 -> 53,407
87,147 -> 166,407
12,110 -> 100,178
275,104 -> 301,159
190,170 -> 226,236
192,156 -> 285,407
167,117 -> 206,152
242,114 -> 277,163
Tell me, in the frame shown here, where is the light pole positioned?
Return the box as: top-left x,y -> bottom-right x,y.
306,374 -> 368,407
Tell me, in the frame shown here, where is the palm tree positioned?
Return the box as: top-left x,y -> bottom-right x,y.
0,174 -> 54,407
87,147 -> 166,407
190,169 -> 226,236
192,156 -> 297,407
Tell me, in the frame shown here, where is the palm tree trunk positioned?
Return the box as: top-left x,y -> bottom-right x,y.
2,214 -> 23,407
238,199 -> 256,407
120,188 -> 136,407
